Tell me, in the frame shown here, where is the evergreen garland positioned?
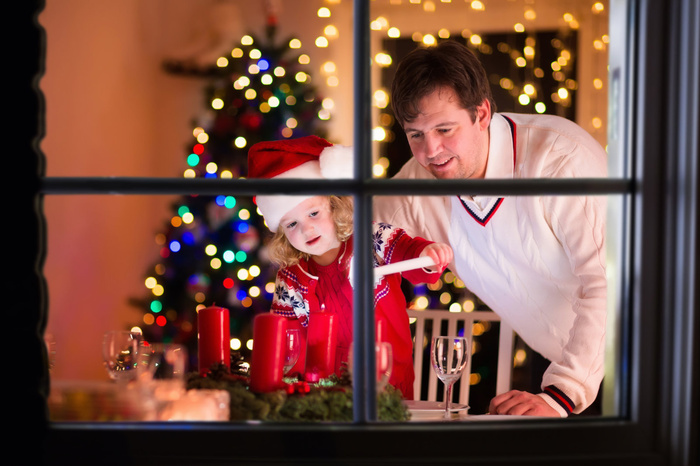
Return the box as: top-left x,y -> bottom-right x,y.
187,363 -> 410,422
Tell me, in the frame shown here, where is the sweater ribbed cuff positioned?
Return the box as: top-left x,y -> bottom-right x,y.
543,385 -> 575,416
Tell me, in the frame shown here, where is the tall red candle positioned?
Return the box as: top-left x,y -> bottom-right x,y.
376,318 -> 386,343
306,308 -> 338,379
197,305 -> 231,375
249,313 -> 286,393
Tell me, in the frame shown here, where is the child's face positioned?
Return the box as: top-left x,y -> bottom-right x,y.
279,196 -> 341,262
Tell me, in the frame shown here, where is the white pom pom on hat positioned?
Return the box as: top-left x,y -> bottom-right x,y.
247,135 -> 353,231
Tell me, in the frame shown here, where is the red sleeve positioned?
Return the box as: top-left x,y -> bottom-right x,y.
385,228 -> 443,284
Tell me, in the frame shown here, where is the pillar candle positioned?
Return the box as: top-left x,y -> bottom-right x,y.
306,308 -> 338,379
376,318 -> 386,343
249,313 -> 286,393
197,305 -> 231,375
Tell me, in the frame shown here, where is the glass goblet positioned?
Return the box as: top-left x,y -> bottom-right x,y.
102,330 -> 142,383
283,329 -> 301,375
430,336 -> 470,419
375,342 -> 393,391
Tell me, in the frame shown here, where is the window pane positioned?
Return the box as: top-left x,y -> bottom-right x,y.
39,1 -> 354,177
370,0 -> 616,180
374,193 -> 625,418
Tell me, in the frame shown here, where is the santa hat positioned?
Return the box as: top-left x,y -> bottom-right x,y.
247,135 -> 354,231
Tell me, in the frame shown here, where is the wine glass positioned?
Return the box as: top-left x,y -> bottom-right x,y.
102,331 -> 142,383
283,329 -> 301,375
347,342 -> 393,390
431,336 -> 470,419
375,342 -> 393,391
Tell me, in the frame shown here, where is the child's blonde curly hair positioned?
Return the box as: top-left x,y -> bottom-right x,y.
267,195 -> 354,268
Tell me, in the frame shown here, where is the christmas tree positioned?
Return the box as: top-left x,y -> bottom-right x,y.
130,17 -> 328,370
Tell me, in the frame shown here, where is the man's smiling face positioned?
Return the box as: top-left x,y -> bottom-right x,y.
403,86 -> 491,180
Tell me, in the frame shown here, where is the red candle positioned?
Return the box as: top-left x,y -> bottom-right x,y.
376,317 -> 386,343
249,313 -> 286,393
197,305 -> 231,375
306,308 -> 338,379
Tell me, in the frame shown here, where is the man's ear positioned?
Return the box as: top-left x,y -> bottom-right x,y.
476,99 -> 491,130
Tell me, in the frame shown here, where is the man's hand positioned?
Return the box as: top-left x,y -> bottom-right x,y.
488,390 -> 561,417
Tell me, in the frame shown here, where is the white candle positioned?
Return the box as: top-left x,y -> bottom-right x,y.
374,256 -> 435,279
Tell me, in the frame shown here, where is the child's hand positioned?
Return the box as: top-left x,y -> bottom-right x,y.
419,243 -> 453,273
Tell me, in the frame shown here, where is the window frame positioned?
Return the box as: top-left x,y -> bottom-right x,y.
18,0 -> 698,464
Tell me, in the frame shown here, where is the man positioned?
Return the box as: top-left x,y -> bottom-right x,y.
374,40 -> 607,417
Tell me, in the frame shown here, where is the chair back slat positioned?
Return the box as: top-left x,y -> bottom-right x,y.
408,309 -> 513,406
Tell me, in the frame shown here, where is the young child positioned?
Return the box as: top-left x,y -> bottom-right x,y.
247,135 -> 453,399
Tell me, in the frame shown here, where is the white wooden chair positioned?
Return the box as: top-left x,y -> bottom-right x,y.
408,309 -> 514,405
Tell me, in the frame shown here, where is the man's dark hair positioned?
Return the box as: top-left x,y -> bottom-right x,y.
391,40 -> 497,126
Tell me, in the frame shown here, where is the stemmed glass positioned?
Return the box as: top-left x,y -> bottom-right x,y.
283,329 -> 301,375
431,336 -> 470,419
102,331 -> 142,383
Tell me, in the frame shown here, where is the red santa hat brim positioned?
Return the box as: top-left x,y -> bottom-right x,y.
247,136 -> 353,231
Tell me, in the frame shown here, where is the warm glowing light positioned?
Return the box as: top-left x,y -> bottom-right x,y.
183,169 -> 196,178
249,265 -> 261,277
592,117 -> 603,129
372,126 -> 387,141
182,212 -> 194,224
514,23 -> 525,33
470,0 -> 485,10
231,48 -> 243,58
374,52 -> 393,67
231,338 -> 242,350
298,54 -> 310,65
558,88 -> 569,99
469,34 -> 482,46
274,66 -> 285,77
261,74 -> 273,85
449,302 -> 462,313
387,27 -> 400,38
592,2 -> 605,13
211,98 -> 224,110
524,8 -> 536,20
268,96 -> 280,107
593,78 -> 604,89
373,164 -> 386,177
249,286 -> 261,297
246,339 -> 254,350
535,102 -> 547,113
373,89 -> 389,108
145,277 -> 157,289
326,76 -> 339,87
317,7 -> 331,17
206,162 -> 218,174
322,98 -> 334,110
248,64 -> 260,74
523,83 -> 536,95
422,34 -> 437,46
249,48 -> 261,59
152,284 -> 164,297
286,117 -> 298,128
500,78 -> 514,90
322,61 -> 336,74
438,28 -> 450,39
245,89 -> 257,100
234,137 -> 247,148
241,35 -> 253,46
216,57 -> 228,67
518,94 -> 531,105
295,72 -> 308,83
370,16 -> 388,30
289,38 -> 302,49
515,57 -> 527,67
423,1 -> 436,12
324,25 -> 338,38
